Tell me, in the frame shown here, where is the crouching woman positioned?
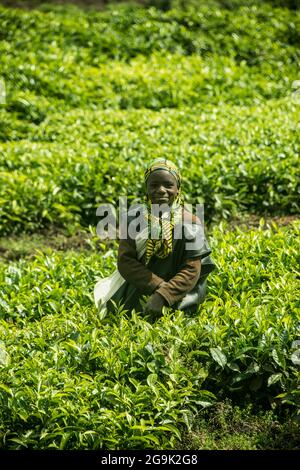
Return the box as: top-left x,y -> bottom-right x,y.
94,158 -> 216,317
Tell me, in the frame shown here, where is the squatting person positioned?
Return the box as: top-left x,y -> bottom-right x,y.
94,158 -> 216,316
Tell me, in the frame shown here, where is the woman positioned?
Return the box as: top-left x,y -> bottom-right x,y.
94,158 -> 216,316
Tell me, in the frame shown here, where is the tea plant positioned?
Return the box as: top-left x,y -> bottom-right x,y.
0,222 -> 299,449
0,0 -> 299,450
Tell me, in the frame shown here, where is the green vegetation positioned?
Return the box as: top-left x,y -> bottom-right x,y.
0,99 -> 299,234
0,221 -> 299,448
0,0 -> 299,450
0,1 -> 300,234
179,400 -> 300,450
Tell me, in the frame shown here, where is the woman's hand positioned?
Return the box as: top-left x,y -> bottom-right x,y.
143,292 -> 166,315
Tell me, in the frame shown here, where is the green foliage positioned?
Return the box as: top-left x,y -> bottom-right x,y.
0,98 -> 299,235
179,400 -> 300,450
0,0 -> 299,450
0,1 -> 299,235
194,221 -> 300,410
0,287 -> 214,449
0,222 -> 299,448
1,2 -> 299,65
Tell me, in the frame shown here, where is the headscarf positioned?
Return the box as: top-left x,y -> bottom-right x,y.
144,158 -> 181,189
143,158 -> 183,265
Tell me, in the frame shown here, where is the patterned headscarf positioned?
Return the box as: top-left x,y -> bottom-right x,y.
143,158 -> 183,265
144,158 -> 181,189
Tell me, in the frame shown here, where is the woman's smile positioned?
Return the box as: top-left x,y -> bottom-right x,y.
153,197 -> 169,203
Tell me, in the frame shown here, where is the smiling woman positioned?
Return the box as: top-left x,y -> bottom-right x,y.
146,170 -> 179,206
94,158 -> 216,318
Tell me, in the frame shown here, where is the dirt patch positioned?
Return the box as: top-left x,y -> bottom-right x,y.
226,214 -> 300,230
0,228 -> 116,262
0,215 -> 298,262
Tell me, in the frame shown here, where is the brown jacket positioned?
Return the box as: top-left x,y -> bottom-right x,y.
117,208 -> 202,306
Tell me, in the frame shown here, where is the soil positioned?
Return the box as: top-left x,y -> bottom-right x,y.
226,214 -> 300,230
0,215 -> 298,262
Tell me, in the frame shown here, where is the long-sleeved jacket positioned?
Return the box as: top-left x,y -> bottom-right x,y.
117,208 -> 202,306
118,236 -> 201,306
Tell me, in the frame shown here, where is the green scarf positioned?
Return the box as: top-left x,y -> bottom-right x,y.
144,158 -> 183,266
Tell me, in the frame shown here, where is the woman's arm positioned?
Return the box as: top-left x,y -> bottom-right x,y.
154,257 -> 201,306
143,258 -> 201,314
117,237 -> 165,294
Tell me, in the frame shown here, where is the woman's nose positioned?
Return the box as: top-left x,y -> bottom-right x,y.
157,185 -> 166,194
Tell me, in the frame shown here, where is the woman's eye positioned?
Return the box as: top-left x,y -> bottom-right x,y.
149,182 -> 174,189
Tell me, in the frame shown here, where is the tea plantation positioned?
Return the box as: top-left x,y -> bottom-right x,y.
0,0 -> 299,450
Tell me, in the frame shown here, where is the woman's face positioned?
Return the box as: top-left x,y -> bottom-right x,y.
146,170 -> 179,206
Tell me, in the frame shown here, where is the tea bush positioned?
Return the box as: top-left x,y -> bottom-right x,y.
0,97 -> 299,235
0,2 -> 299,235
0,0 -> 299,450
0,222 -> 299,449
